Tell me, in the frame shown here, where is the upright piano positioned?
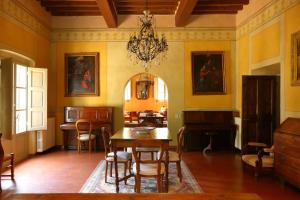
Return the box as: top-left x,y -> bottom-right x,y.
60,106 -> 113,150
183,110 -> 237,151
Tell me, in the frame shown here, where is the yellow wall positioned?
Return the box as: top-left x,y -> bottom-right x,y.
236,35 -> 249,112
0,15 -> 51,161
54,42 -> 107,144
184,41 -> 233,109
251,22 -> 280,64
284,3 -> 300,112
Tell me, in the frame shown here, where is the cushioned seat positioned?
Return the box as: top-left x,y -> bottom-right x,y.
132,163 -> 165,176
78,134 -> 96,141
242,154 -> 274,168
106,151 -> 132,161
241,142 -> 274,178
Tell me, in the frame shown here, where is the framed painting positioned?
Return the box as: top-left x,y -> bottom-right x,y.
65,52 -> 99,96
191,51 -> 225,95
291,31 -> 300,86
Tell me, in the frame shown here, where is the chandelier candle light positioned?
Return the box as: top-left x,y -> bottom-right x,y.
127,9 -> 168,71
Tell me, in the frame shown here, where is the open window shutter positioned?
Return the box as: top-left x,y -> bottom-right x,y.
0,58 -> 14,139
27,67 -> 47,131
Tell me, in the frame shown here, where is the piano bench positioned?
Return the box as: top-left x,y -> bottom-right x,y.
202,132 -> 218,154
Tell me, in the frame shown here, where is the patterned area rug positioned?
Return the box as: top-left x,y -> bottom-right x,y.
80,160 -> 202,193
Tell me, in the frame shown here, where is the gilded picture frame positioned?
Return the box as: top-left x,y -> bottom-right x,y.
291,31 -> 300,86
192,51 -> 225,95
65,52 -> 99,96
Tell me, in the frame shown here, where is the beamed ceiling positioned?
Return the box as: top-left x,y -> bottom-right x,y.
37,0 -> 250,27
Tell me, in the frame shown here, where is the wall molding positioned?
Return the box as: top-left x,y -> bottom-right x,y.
51,28 -> 236,42
0,0 -> 51,39
237,0 -> 299,39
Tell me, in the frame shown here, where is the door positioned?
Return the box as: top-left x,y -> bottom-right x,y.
242,76 -> 280,150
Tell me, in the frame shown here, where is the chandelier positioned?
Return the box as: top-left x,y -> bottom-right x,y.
127,9 -> 168,71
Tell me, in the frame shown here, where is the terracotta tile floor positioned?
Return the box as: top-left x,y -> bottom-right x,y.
1,150 -> 300,200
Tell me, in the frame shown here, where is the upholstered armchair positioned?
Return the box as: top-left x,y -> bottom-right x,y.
241,142 -> 274,178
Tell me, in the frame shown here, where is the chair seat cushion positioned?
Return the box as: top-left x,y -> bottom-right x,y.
107,151 -> 132,161
3,154 -> 13,161
158,151 -> 180,162
242,154 -> 274,168
78,134 -> 96,141
132,163 -> 165,176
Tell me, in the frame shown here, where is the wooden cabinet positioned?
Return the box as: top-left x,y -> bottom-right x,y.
274,118 -> 300,188
183,110 -> 236,151
242,76 -> 280,151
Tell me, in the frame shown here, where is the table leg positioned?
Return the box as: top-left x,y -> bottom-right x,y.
113,149 -> 119,193
165,147 -> 169,192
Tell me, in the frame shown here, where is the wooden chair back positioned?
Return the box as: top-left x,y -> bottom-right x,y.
75,119 -> 92,139
132,139 -> 166,175
176,126 -> 186,156
101,127 -> 112,156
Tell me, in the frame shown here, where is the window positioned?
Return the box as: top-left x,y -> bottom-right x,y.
1,58 -> 47,136
124,80 -> 131,101
15,64 -> 27,133
155,78 -> 168,101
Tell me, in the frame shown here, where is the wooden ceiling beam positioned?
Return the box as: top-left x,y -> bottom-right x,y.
197,0 -> 249,4
51,11 -> 102,16
193,10 -> 238,14
195,5 -> 244,11
41,0 -> 97,6
175,0 -> 198,27
95,0 -> 118,28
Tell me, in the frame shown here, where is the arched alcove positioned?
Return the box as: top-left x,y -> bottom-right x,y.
122,72 -> 168,128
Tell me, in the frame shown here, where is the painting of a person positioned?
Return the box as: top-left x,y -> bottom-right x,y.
193,52 -> 224,94
197,56 -> 221,91
80,68 -> 94,92
65,52 -> 99,96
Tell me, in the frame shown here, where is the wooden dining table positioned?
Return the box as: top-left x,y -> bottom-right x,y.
110,127 -> 172,193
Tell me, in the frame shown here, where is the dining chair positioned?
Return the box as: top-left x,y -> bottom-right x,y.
132,139 -> 166,193
75,119 -> 96,153
0,133 -> 14,192
158,126 -> 186,182
241,142 -> 274,178
101,127 -> 132,183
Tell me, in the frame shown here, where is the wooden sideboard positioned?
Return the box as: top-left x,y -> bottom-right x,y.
60,106 -> 113,150
274,117 -> 300,189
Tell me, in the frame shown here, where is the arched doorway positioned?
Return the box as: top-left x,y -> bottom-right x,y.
123,72 -> 168,127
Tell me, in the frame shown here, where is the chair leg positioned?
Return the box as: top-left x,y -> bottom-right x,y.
151,152 -> 154,160
134,175 -> 137,192
157,175 -> 161,192
124,162 -> 127,185
176,161 -> 182,182
128,159 -> 132,174
105,161 -> 108,183
89,140 -> 91,153
77,140 -> 80,153
136,175 -> 141,193
10,153 -> 14,180
109,161 -> 113,177
94,140 -> 96,151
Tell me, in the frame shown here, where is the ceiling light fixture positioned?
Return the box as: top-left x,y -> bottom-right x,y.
127,0 -> 168,71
